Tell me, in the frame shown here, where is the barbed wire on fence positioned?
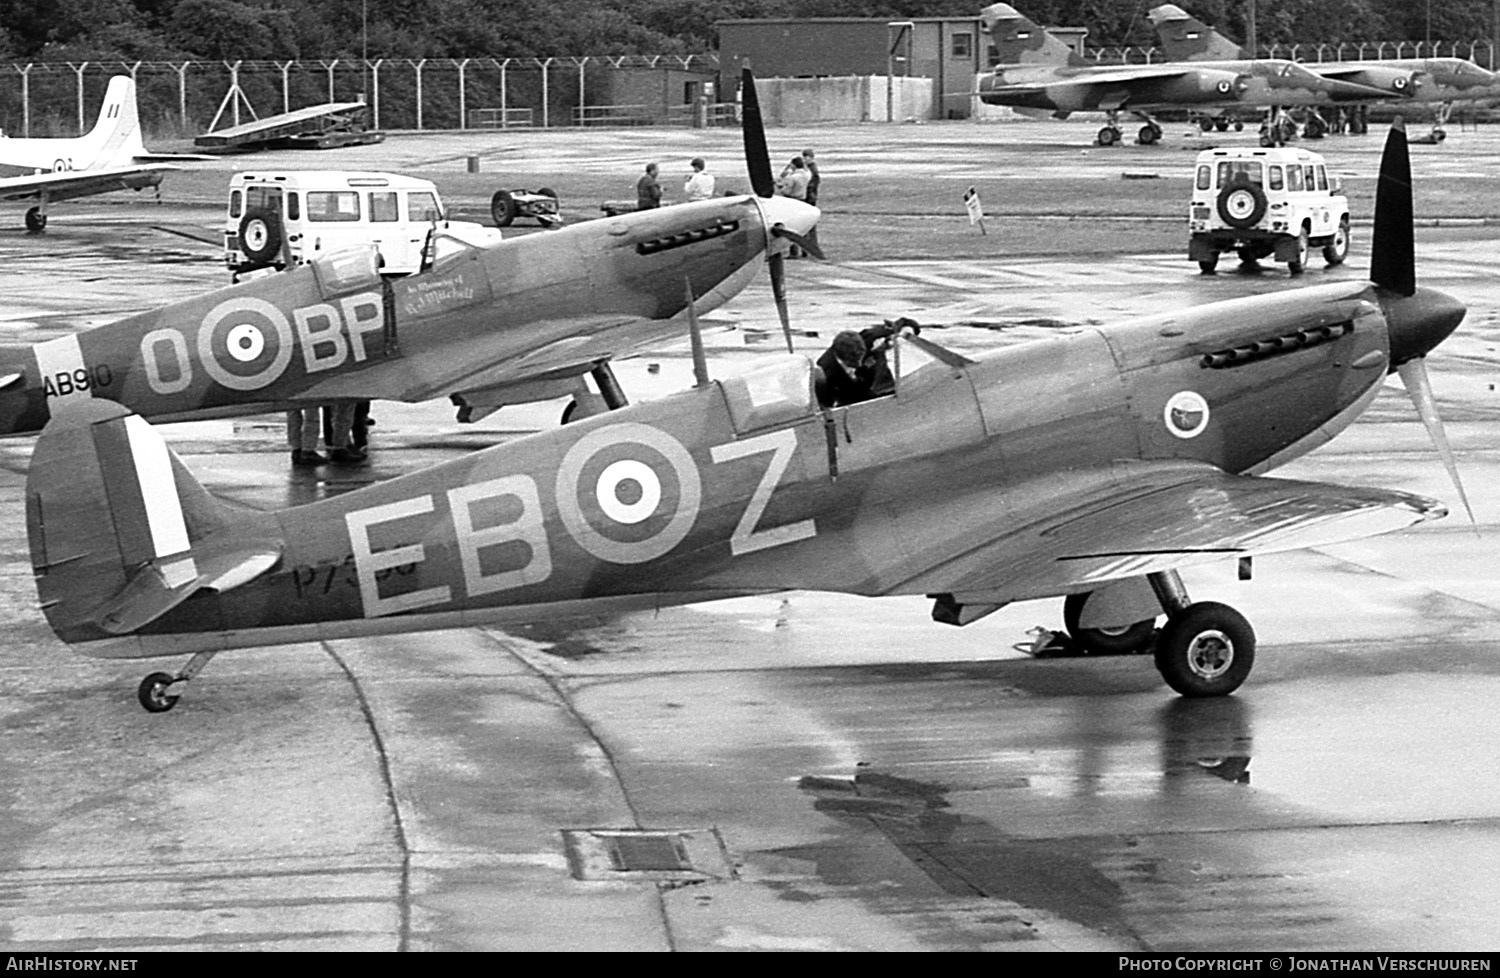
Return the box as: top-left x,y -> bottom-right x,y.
1,41 -> 1493,137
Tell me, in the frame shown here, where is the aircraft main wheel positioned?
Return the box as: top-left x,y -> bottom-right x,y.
1323,218 -> 1350,265
1063,593 -> 1157,656
238,209 -> 282,265
138,672 -> 180,713
24,207 -> 46,233
1154,602 -> 1255,697
1138,124 -> 1160,145
1287,228 -> 1309,275
491,190 -> 518,227
1097,126 -> 1118,147
1233,120 -> 1244,132
1198,117 -> 1214,132
1433,128 -> 1447,142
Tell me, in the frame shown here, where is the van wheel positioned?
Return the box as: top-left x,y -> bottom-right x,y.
238,209 -> 282,266
491,190 -> 518,227
1323,218 -> 1350,265
1198,254 -> 1219,273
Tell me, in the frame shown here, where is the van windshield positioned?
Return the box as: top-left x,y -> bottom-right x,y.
307,191 -> 361,222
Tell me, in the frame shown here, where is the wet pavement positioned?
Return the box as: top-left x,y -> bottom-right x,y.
2,120 -> 1500,951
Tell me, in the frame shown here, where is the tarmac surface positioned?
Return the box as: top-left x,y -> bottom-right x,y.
2,117 -> 1500,951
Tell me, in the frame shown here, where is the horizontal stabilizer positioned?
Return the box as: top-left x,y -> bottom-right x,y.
27,399 -> 277,643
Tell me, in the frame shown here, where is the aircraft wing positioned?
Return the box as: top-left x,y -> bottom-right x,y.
891,460 -> 1445,603
0,163 -> 174,203
1059,65 -> 1228,86
297,311 -> 695,404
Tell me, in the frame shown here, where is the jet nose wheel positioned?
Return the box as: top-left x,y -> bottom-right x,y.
1154,601 -> 1255,697
138,672 -> 180,713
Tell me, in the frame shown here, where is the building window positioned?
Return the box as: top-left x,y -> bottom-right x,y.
952,32 -> 972,58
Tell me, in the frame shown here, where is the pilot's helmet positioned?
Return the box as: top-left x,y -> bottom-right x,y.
831,331 -> 866,365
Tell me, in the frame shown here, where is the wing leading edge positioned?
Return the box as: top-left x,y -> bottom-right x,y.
893,459 -> 1445,604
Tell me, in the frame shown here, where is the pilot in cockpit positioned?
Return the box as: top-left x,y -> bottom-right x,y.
814,317 -> 919,408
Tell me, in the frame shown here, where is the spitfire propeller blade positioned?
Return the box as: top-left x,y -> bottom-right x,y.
1369,119 -> 1472,523
1370,118 -> 1415,297
768,251 -> 794,353
772,225 -> 825,260
741,67 -> 775,199
1398,359 -> 1475,523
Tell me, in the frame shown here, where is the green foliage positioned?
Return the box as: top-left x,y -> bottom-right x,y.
0,0 -> 1494,61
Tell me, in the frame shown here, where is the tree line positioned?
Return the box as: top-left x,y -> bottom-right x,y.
1,0 -> 1494,62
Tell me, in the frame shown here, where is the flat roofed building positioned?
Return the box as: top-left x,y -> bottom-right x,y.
717,16 -> 1087,119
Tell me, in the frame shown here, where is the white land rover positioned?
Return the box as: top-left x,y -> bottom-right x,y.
1188,146 -> 1350,276
224,171 -> 503,277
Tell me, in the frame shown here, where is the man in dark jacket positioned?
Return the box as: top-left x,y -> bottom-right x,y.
636,162 -> 662,210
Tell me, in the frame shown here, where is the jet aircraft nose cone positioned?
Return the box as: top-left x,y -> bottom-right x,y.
1384,286 -> 1466,368
756,194 -> 821,243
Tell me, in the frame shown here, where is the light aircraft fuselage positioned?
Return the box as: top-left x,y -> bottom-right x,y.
2,192 -> 817,434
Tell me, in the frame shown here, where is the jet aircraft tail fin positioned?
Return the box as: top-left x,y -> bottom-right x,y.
27,400 -> 280,644
979,3 -> 1080,67
78,76 -> 151,169
1148,4 -> 1247,61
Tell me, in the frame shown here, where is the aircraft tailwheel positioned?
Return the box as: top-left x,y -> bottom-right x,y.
24,207 -> 46,233
1153,601 -> 1255,697
138,672 -> 180,713
1063,592 -> 1157,656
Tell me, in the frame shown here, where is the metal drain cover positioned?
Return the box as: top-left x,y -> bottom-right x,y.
562,828 -> 735,882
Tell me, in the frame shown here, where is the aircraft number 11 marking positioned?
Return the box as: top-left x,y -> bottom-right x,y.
344,424 -> 818,618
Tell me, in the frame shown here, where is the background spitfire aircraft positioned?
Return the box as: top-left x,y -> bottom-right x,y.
25,123 -> 1467,714
0,69 -> 819,434
0,76 -> 210,233
1148,3 -> 1500,140
975,3 -> 1396,146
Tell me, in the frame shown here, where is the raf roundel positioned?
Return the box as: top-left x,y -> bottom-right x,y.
555,423 -> 702,564
197,297 -> 295,391
1164,390 -> 1211,439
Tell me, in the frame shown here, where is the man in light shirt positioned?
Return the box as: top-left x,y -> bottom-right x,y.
684,158 -> 715,201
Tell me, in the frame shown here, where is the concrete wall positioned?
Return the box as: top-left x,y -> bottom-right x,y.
755,75 -> 935,124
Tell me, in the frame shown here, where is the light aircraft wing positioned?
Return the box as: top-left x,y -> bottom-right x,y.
296,311 -> 695,404
891,460 -> 1444,603
0,163 -> 175,203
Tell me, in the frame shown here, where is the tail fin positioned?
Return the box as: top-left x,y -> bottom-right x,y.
27,401 -> 278,646
980,3 -> 1081,67
77,76 -> 149,169
1148,4 -> 1247,61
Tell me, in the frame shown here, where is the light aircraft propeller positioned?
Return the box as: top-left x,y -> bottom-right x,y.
1370,119 -> 1474,522
739,66 -> 823,353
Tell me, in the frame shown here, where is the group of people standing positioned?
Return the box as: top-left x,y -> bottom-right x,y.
288,402 -> 371,468
632,147 -> 820,210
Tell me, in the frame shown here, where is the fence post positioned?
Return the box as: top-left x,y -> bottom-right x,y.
17,64 -> 29,136
578,56 -> 586,127
72,62 -> 89,134
278,61 -> 292,113
458,58 -> 469,129
371,59 -> 382,128
323,59 -> 338,103
499,58 -> 509,126
414,59 -> 424,129
542,57 -> 553,128
174,62 -> 188,129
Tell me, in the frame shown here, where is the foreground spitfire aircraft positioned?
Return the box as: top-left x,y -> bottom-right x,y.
1148,4 -> 1499,140
0,76 -> 206,232
26,123 -> 1466,713
976,4 -> 1396,146
0,69 -> 819,433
